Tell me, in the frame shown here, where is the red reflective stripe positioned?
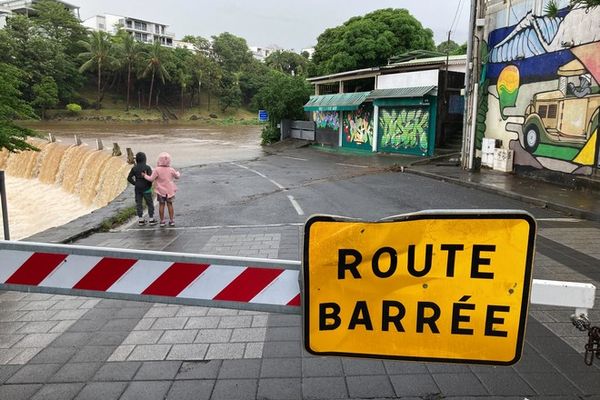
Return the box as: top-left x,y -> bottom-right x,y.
73,258 -> 136,291
142,262 -> 209,296
214,267 -> 283,302
5,253 -> 67,285
287,294 -> 301,307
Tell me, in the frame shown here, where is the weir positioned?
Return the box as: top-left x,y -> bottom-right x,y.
0,139 -> 130,240
0,139 -> 129,207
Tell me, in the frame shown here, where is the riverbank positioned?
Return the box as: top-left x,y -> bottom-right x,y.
39,106 -> 264,125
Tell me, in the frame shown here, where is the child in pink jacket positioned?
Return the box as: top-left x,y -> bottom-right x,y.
142,152 -> 181,227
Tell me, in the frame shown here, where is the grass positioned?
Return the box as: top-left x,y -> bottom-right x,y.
53,86 -> 263,125
99,206 -> 137,232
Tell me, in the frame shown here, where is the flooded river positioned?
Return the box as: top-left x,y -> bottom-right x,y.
4,122 -> 264,239
29,122 -> 264,167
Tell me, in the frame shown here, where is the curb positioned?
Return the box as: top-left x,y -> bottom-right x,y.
406,168 -> 600,222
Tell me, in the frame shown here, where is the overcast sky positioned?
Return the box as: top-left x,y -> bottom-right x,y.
76,0 -> 470,51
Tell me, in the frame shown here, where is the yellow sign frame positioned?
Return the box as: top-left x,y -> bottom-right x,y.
302,211 -> 536,365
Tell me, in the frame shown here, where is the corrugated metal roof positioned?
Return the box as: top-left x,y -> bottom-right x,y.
303,91 -> 371,112
367,86 -> 437,100
386,54 -> 467,68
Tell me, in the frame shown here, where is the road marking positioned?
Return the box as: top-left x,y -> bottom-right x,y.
281,156 -> 308,161
336,163 -> 369,168
537,218 -> 582,222
287,195 -> 304,216
231,162 -> 305,215
115,223 -> 304,233
231,162 -> 286,189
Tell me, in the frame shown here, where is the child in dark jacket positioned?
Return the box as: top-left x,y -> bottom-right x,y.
127,152 -> 157,225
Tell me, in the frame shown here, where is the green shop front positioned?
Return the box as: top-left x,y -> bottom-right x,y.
304,92 -> 372,150
304,86 -> 437,156
370,86 -> 438,157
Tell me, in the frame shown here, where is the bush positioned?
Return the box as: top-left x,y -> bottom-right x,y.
261,125 -> 280,144
66,103 -> 82,115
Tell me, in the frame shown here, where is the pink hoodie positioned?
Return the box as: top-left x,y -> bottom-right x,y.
143,152 -> 180,198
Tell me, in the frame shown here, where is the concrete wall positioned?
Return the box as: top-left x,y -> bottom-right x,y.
481,1 -> 600,175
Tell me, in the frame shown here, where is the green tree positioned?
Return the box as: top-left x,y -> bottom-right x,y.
78,31 -> 117,108
114,31 -> 144,111
265,50 -> 308,76
143,41 -> 171,108
2,15 -> 76,105
239,59 -> 272,106
192,52 -> 222,110
254,71 -> 312,143
0,63 -> 38,152
32,0 -> 87,102
311,8 -> 435,75
218,72 -> 242,112
31,76 -> 59,119
437,40 -> 467,55
181,35 -> 212,52
171,48 -> 194,113
211,32 -> 252,73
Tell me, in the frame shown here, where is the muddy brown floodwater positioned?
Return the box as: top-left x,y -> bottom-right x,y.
6,122 -> 264,239
27,122 -> 265,167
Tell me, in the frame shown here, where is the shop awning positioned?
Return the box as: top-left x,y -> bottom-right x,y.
367,86 -> 437,100
303,91 -> 371,112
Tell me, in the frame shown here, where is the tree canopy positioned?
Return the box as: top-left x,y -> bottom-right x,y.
211,32 -> 253,73
0,63 -> 38,152
311,8 -> 435,76
436,40 -> 467,55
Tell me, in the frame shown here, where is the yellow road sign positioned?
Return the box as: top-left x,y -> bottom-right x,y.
302,211 -> 536,365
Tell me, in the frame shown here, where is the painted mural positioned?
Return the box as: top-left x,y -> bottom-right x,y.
483,5 -> 600,175
342,105 -> 373,150
379,107 -> 430,154
315,111 -> 340,130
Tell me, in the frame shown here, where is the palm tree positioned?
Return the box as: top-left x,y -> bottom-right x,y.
143,41 -> 171,109
78,31 -> 116,109
176,69 -> 192,114
119,33 -> 144,111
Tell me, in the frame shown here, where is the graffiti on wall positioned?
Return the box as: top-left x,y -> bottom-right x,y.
315,111 -> 339,130
343,105 -> 373,148
484,5 -> 600,175
379,107 -> 430,153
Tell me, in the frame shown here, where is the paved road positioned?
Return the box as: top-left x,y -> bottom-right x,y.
1,145 -> 599,399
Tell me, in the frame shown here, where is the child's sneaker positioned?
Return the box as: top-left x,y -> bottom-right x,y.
169,220 -> 175,227
148,219 -> 157,226
159,220 -> 166,227
138,219 -> 146,226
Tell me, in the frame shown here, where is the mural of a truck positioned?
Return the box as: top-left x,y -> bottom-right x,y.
522,59 -> 600,154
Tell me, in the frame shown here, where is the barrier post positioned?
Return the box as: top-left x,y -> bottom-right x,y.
0,171 -> 9,240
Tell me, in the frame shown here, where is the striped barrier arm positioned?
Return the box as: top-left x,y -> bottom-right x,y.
0,241 -> 302,314
0,241 -> 594,317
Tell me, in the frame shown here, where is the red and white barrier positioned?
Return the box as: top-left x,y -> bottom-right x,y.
0,241 -> 301,313
0,241 -> 594,317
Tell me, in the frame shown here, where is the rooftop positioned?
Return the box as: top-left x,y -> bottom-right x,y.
307,54 -> 467,84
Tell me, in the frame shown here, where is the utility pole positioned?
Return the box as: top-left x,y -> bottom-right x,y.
461,0 -> 486,170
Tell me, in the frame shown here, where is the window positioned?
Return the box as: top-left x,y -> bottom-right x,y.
538,105 -> 548,118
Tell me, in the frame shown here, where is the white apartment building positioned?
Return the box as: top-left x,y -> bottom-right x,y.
250,45 -> 281,62
0,7 -> 10,28
82,14 -> 174,47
